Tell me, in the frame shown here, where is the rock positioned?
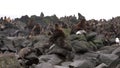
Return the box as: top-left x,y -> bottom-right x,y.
4,23 -> 18,29
98,45 -> 119,54
39,54 -> 62,65
73,54 -> 84,61
69,34 -> 87,41
95,34 -> 105,40
69,60 -> 95,68
6,37 -> 17,40
1,39 -> 16,53
93,39 -> 104,49
11,37 -> 27,52
33,35 -> 49,48
84,52 -> 99,58
95,63 -> 107,68
112,46 -> 120,56
54,65 -> 69,68
107,57 -> 120,68
14,21 -> 26,30
0,31 -> 7,37
88,41 -> 97,50
86,32 -> 97,41
99,53 -> 118,65
24,57 -> 39,67
31,35 -> 49,42
25,52 -> 38,58
21,39 -> 32,47
109,38 -> 116,45
35,62 -> 54,68
71,40 -> 89,53
0,47 -> 9,53
116,64 -> 120,68
33,41 -> 47,48
84,52 -> 100,65
87,34 -> 105,49
73,52 -> 100,66
47,45 -> 69,59
17,15 -> 29,23
61,61 -> 72,67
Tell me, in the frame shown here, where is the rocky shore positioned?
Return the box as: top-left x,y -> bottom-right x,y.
0,13 -> 120,68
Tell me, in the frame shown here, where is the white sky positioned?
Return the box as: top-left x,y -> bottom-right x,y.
0,0 -> 120,20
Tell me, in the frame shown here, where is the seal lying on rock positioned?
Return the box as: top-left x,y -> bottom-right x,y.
18,47 -> 40,67
18,47 -> 32,59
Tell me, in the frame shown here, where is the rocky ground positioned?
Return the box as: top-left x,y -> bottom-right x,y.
0,33 -> 120,68
0,13 -> 120,68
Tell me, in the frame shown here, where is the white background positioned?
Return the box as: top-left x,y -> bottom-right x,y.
0,0 -> 120,20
